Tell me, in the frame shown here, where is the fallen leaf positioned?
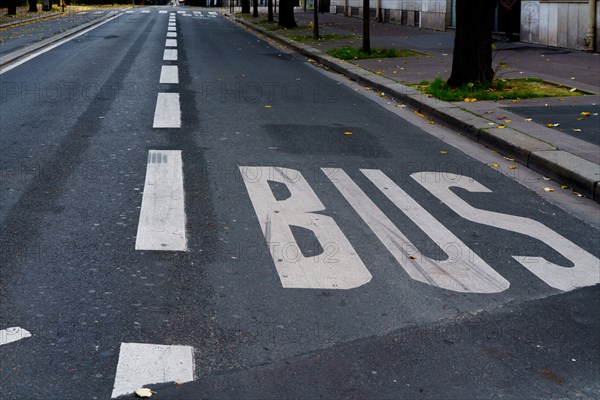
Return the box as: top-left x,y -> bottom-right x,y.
581,111 -> 591,116
525,118 -> 532,122
508,165 -> 517,169
570,88 -> 577,92
490,163 -> 500,168
573,191 -> 583,197
135,388 -> 154,398
498,125 -> 506,129
560,185 -> 568,189
543,177 -> 551,181
264,105 -> 272,109
440,150 -> 448,154
543,187 -> 555,192
504,119 -> 512,123
409,255 -> 417,260
414,111 -> 426,118
343,131 -> 353,135
546,123 -> 560,127
573,128 -> 582,132
498,116 -> 507,120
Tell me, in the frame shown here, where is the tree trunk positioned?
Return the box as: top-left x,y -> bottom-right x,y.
253,0 -> 258,17
7,0 -> 17,15
361,0 -> 370,54
447,0 -> 496,87
278,0 -> 296,28
267,0 -> 273,21
28,0 -> 38,12
313,0 -> 319,39
241,0 -> 250,13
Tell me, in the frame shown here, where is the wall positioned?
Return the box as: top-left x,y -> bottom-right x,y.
521,0 -> 599,50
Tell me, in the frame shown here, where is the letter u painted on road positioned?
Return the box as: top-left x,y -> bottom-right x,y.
239,166 -> 372,290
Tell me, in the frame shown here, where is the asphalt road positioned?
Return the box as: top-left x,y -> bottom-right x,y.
0,7 -> 599,399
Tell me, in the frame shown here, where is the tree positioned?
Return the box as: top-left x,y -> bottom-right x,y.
253,0 -> 258,17
278,0 -> 297,28
447,0 -> 497,87
361,0 -> 370,54
28,0 -> 38,12
313,0 -> 319,39
267,0 -> 273,21
241,0 -> 250,14
6,0 -> 17,15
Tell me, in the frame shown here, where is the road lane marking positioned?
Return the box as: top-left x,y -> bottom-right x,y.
412,172 -> 600,291
111,343 -> 194,398
165,39 -> 177,47
135,150 -> 186,251
159,10 -> 167,13
159,65 -> 178,84
125,10 -> 134,13
141,10 -> 150,13
168,26 -> 176,31
177,10 -> 185,13
167,32 -> 177,38
163,49 -> 177,60
357,169 -> 509,293
168,22 -> 176,26
153,92 -> 181,128
0,327 -> 31,346
240,166 -> 372,289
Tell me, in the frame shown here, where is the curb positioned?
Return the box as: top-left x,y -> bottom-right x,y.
0,10 -> 124,68
0,12 -> 61,29
226,13 -> 600,203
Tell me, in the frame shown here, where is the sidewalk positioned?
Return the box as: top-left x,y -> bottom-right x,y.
228,10 -> 600,203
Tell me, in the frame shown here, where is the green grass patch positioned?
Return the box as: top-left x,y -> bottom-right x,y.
412,77 -> 583,101
287,33 -> 355,42
326,46 -> 421,60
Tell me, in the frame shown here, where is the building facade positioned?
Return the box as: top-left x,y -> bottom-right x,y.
329,0 -> 600,51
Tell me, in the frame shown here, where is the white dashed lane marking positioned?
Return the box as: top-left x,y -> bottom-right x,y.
111,343 -> 195,398
153,92 -> 181,128
167,32 -> 177,38
0,327 -> 32,346
135,150 -> 186,250
160,65 -> 179,84
163,49 -> 177,61
165,39 -> 177,47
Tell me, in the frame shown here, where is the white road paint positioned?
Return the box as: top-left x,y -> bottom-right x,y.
1,13 -> 122,74
208,11 -> 218,15
168,22 -> 176,26
141,10 -> 150,13
240,166 -> 372,289
159,65 -> 179,84
163,49 -> 177,61
159,10 -> 168,13
0,327 -> 31,346
165,39 -> 177,47
177,10 -> 185,13
355,169 -> 509,293
125,10 -> 134,13
412,172 -> 600,291
152,93 -> 181,128
111,343 -> 194,398
168,26 -> 176,32
135,150 -> 186,251
167,32 -> 177,38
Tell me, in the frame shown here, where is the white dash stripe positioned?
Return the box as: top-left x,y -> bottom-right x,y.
177,10 -> 185,13
135,150 -> 186,251
160,65 -> 179,84
0,327 -> 32,346
163,48 -> 177,60
165,39 -> 177,47
168,26 -> 176,32
111,343 -> 194,398
159,10 -> 167,13
167,32 -> 177,38
168,22 -> 176,26
153,93 -> 181,128
141,10 -> 150,13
